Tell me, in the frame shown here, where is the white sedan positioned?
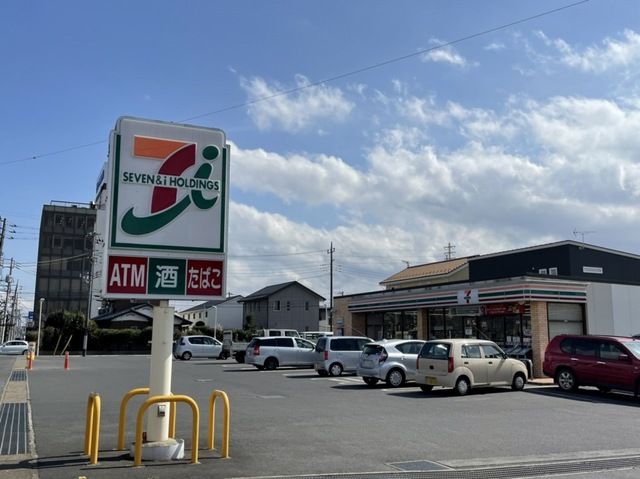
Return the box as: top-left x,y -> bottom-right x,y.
0,340 -> 29,355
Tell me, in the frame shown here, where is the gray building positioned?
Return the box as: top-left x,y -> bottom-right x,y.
34,202 -> 97,319
239,281 -> 325,332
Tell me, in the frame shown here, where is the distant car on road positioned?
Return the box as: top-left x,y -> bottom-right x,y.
415,339 -> 528,396
0,340 -> 29,355
174,335 -> 223,360
357,339 -> 425,387
543,334 -> 640,395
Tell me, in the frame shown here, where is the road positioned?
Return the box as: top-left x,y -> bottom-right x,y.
3,354 -> 640,478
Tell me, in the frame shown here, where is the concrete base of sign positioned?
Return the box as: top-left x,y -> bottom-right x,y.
130,438 -> 185,461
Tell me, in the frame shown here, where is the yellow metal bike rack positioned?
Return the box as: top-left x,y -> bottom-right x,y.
208,389 -> 230,458
84,392 -> 101,465
134,395 -> 199,467
117,387 -> 176,450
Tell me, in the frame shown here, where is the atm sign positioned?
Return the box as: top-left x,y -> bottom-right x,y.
106,255 -> 223,299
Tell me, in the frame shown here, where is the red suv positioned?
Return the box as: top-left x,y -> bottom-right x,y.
543,335 -> 640,395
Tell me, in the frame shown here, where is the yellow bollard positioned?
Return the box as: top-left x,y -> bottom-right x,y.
208,390 -> 230,458
133,395 -> 199,467
118,388 -> 178,450
118,388 -> 149,450
84,393 -> 101,464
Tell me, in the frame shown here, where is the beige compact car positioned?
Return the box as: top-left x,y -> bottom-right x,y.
415,339 -> 528,396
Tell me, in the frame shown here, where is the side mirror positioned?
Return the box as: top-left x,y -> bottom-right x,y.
618,353 -> 631,362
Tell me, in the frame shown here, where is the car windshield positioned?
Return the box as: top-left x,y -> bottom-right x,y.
623,341 -> 640,359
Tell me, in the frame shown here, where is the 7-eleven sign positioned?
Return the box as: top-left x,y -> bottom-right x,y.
457,289 -> 479,304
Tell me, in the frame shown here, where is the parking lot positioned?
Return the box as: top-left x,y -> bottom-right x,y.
3,355 -> 640,478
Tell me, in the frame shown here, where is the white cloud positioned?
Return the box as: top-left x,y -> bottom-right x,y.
484,42 -> 505,51
232,91 -> 640,254
537,29 -> 640,73
240,74 -> 354,132
421,39 -> 470,67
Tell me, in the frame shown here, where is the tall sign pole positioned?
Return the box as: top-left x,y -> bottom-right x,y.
102,117 -> 229,459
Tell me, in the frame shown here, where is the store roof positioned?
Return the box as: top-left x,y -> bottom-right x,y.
380,257 -> 471,285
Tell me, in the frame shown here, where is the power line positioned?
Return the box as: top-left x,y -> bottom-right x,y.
0,0 -> 590,168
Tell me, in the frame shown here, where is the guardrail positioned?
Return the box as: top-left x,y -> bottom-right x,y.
84,392 -> 101,465
208,390 -> 230,458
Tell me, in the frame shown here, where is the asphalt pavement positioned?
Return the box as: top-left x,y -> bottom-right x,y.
2,354 -> 640,479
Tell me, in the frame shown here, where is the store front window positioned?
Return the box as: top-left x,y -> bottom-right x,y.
365,310 -> 417,340
428,303 -> 531,348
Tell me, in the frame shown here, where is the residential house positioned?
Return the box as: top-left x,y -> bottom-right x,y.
179,295 -> 244,330
239,281 -> 325,332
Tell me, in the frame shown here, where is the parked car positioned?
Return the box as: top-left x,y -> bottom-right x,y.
543,334 -> 640,395
174,335 -> 223,360
0,340 -> 29,355
245,336 -> 316,370
314,336 -> 373,377
357,339 -> 426,387
415,339 -> 528,396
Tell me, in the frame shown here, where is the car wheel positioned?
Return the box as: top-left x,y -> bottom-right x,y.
21,350 -> 28,355
264,357 -> 278,370
511,372 -> 526,391
329,362 -> 343,376
386,368 -> 406,388
455,377 -> 470,396
317,370 -> 328,377
419,385 -> 433,393
181,351 -> 192,361
556,368 -> 577,392
363,377 -> 379,387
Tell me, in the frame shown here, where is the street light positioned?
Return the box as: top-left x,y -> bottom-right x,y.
36,298 -> 45,356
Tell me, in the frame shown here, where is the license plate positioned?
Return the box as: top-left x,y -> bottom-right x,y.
426,376 -> 438,385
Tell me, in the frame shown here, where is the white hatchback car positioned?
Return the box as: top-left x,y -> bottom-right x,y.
174,335 -> 223,360
0,340 -> 29,355
415,339 -> 528,396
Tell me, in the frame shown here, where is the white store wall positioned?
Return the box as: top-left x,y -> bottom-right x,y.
586,283 -> 640,336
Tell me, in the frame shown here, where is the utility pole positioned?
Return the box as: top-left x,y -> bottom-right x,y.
1,258 -> 14,342
8,281 -> 19,341
0,218 -> 6,265
444,242 -> 456,260
327,242 -> 335,330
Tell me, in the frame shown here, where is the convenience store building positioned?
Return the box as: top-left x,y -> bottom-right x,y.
333,241 -> 640,377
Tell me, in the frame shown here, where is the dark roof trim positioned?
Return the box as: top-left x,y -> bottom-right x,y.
240,281 -> 325,302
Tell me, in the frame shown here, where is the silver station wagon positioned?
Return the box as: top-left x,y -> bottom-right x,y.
415,339 -> 528,396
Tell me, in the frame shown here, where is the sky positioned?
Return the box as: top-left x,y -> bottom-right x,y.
2,0 -> 640,317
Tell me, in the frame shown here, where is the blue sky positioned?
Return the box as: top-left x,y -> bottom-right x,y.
2,0 -> 640,315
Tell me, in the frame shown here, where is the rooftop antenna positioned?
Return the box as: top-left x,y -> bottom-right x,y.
572,229 -> 596,244
401,260 -> 410,269
444,242 -> 456,260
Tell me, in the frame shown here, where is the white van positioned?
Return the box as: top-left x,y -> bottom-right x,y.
314,336 -> 372,376
256,329 -> 300,338
300,331 -> 334,343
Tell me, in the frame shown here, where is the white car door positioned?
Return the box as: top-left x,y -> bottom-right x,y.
481,343 -> 511,384
294,338 -> 316,366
